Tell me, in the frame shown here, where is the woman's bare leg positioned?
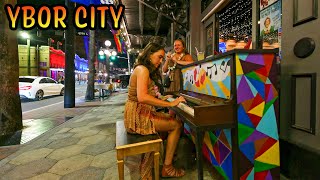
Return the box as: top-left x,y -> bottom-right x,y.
153,118 -> 182,165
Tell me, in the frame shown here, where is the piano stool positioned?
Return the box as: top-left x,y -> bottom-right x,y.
115,121 -> 162,180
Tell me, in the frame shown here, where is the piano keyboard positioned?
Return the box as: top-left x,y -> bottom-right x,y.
167,97 -> 195,117
179,93 -> 210,105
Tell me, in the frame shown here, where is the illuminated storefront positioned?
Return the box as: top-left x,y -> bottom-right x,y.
49,47 -> 65,81
74,54 -> 88,82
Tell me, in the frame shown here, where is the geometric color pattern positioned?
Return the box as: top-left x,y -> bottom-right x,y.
184,124 -> 233,180
182,52 -> 279,180
237,53 -> 280,180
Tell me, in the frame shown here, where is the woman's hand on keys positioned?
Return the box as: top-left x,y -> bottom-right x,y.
170,96 -> 186,107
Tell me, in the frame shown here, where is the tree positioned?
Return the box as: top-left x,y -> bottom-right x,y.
85,30 -> 96,100
0,0 -> 23,135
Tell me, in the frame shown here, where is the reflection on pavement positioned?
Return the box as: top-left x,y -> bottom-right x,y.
0,117 -> 73,146
0,88 -> 126,147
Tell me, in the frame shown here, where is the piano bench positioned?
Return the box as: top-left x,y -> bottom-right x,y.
115,121 -> 162,180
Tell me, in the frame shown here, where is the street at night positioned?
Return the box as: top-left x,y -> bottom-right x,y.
1,84 -> 126,147
1,0 -> 320,179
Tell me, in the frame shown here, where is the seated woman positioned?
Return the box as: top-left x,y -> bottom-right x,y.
124,42 -> 186,179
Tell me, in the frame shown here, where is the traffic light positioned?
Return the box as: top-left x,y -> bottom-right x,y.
99,54 -> 106,61
110,55 -> 116,61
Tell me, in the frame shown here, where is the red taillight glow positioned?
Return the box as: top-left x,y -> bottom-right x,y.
19,86 -> 32,90
117,80 -> 121,83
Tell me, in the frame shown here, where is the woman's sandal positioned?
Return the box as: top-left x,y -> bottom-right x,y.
161,164 -> 185,178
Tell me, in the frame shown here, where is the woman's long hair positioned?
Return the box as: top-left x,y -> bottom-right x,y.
134,42 -> 164,93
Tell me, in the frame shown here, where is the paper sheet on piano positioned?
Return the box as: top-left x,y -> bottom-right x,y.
167,97 -> 194,117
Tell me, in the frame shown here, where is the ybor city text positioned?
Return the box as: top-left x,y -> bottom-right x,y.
4,4 -> 125,30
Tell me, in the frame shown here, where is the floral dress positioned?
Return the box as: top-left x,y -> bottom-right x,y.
124,78 -> 171,179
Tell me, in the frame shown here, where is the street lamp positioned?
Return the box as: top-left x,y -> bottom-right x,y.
20,32 -> 31,75
104,40 -> 112,83
104,49 -> 111,56
21,32 -> 30,39
111,50 -> 117,56
99,50 -> 104,56
105,40 -> 111,47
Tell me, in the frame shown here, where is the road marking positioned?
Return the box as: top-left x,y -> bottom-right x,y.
23,101 -> 64,114
23,96 -> 85,114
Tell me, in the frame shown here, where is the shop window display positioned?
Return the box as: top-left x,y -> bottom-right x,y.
217,0 -> 252,52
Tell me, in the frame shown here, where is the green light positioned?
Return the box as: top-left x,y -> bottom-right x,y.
99,55 -> 105,60
110,55 -> 116,60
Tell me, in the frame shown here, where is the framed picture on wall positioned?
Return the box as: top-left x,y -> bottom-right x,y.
293,0 -> 318,26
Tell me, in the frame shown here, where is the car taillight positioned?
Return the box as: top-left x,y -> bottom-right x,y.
117,80 -> 121,83
19,86 -> 32,90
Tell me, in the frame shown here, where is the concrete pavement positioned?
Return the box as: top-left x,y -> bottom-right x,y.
0,92 -> 214,180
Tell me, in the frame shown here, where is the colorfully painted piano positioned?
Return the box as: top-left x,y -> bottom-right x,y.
166,49 -> 280,180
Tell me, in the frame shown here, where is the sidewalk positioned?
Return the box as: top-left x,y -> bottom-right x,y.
0,92 -> 214,180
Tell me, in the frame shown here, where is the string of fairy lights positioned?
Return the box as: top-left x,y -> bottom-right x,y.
218,0 -> 252,41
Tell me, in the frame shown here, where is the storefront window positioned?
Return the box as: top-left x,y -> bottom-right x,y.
217,0 -> 252,52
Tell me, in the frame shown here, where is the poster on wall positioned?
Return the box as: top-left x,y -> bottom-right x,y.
260,0 -> 281,51
260,0 -> 281,36
260,0 -> 278,10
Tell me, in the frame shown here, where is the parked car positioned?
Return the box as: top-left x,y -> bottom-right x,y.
114,74 -> 130,88
19,76 -> 64,100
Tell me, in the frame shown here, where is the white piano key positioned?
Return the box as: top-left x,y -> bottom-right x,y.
166,97 -> 194,117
